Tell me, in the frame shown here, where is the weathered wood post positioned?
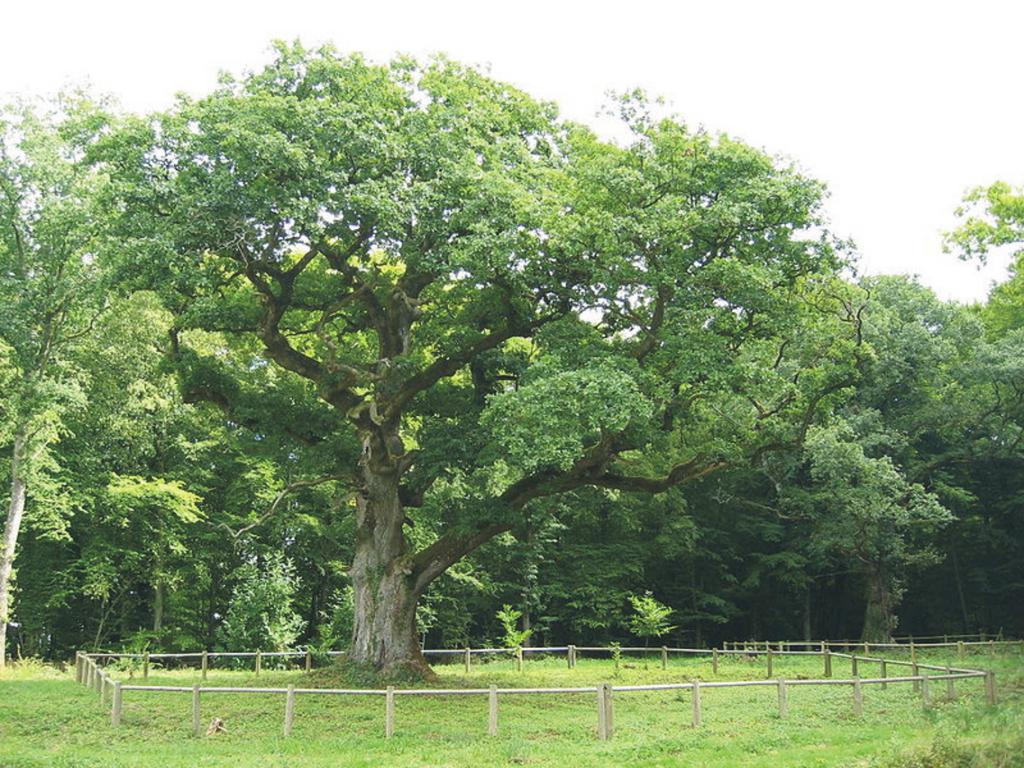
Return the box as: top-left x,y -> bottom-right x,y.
255,650 -> 262,677
515,646 -> 523,673
691,679 -> 702,727
201,651 -> 208,681
143,652 -> 150,680
712,648 -> 719,675
661,646 -> 668,670
863,642 -> 869,655
851,655 -> 858,676
464,647 -> 471,674
777,678 -> 788,719
852,678 -> 863,717
985,671 -> 996,705
569,644 -> 577,668
284,685 -> 295,737
912,661 -> 920,693
111,681 -> 122,727
766,647 -> 773,679
385,686 -> 395,738
596,683 -> 614,740
957,641 -> 964,660
488,685 -> 499,736
945,667 -> 955,699
191,685 -> 201,737
305,650 -> 312,672
921,673 -> 931,707
75,652 -> 82,684
880,659 -> 887,689
824,648 -> 832,678
604,683 -> 614,739
910,639 -> 917,664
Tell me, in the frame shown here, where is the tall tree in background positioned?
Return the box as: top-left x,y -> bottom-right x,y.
0,96 -> 107,666
96,45 -> 862,676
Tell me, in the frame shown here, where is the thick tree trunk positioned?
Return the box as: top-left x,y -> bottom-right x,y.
347,440 -> 432,677
0,429 -> 28,670
862,566 -> 897,642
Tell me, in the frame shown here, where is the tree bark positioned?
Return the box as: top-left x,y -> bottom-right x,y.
346,432 -> 432,677
862,566 -> 897,643
802,585 -> 812,642
152,581 -> 165,634
0,428 -> 28,670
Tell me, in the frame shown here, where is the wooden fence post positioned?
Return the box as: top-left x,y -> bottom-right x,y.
852,678 -> 863,717
143,652 -> 149,680
516,646 -> 523,673
921,673 -> 931,707
569,644 -> 576,668
851,656 -> 858,676
191,685 -> 201,737
880,659 -> 887,689
201,651 -> 208,681
824,649 -> 832,678
957,641 -> 964,660
111,681 -> 122,727
712,648 -> 719,675
255,650 -> 262,677
766,647 -> 773,679
863,642 -> 869,655
691,679 -> 702,727
777,678 -> 788,719
284,685 -> 295,737
910,640 -> 917,664
945,667 -> 955,699
75,652 -> 82,684
604,683 -> 614,740
464,647 -> 471,674
385,686 -> 395,738
661,646 -> 668,670
305,650 -> 312,672
985,671 -> 996,705
489,685 -> 499,736
912,662 -> 920,692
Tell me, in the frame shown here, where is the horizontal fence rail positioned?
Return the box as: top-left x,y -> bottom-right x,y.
73,639 -> 1010,741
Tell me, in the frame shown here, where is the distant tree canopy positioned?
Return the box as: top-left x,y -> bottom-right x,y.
3,44 -> 1024,671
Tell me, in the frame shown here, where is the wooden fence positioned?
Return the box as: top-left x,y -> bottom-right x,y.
73,643 -> 1002,741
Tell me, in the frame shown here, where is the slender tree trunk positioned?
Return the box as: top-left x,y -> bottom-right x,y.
950,547 -> 970,633
347,439 -> 431,677
0,428 -> 28,670
862,566 -> 897,642
802,585 -> 812,642
152,581 -> 165,633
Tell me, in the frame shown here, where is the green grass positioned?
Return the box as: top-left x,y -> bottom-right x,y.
1,648 -> 1022,767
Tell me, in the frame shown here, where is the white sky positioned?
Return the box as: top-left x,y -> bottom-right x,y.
4,0 -> 1022,302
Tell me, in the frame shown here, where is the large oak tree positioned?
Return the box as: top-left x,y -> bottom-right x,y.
96,44 -> 862,675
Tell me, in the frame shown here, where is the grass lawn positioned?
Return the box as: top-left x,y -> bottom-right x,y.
1,648 -> 1022,767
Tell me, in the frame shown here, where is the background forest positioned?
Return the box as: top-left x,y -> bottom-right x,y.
2,46 -> 1024,665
